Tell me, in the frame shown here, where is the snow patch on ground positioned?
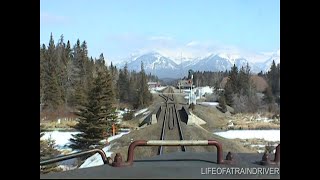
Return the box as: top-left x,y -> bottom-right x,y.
80,131 -> 130,168
214,130 -> 280,141
197,102 -> 219,106
150,86 -> 166,93
41,131 -> 81,150
134,108 -> 148,117
41,130 -> 131,169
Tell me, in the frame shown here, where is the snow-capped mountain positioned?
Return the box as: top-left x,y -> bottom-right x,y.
124,52 -> 180,77
187,54 -> 232,72
116,49 -> 280,78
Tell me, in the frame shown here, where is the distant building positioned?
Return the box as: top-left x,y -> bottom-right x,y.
177,80 -> 194,89
148,82 -> 160,89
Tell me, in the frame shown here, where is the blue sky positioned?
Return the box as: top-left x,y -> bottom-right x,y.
40,0 -> 280,62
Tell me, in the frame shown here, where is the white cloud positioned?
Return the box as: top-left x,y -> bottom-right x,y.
186,41 -> 199,47
40,12 -> 69,24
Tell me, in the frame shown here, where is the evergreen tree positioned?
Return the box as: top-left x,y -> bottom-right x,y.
40,126 -> 61,174
99,55 -> 117,132
229,64 -> 239,94
224,79 -> 234,106
65,40 -> 75,107
42,33 -> 63,110
40,44 -> 46,106
267,60 -> 280,96
70,70 -> 109,150
110,62 -> 119,99
136,62 -> 152,108
238,63 -> 251,96
70,39 -> 88,107
128,71 -> 138,106
263,86 -> 274,104
70,55 -> 116,151
117,63 -> 130,102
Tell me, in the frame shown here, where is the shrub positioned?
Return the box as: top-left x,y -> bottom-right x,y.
189,103 -> 195,111
123,111 -> 134,121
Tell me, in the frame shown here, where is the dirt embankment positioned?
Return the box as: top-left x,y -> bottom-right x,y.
192,104 -> 280,131
109,87 -> 255,160
109,122 -> 254,161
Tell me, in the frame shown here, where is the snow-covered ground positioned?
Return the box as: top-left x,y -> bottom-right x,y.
183,89 -> 191,93
41,130 -> 131,169
134,108 -> 148,117
80,131 -> 130,168
197,102 -> 219,106
194,86 -> 214,97
155,86 -> 166,91
214,130 -> 280,153
214,130 -> 280,141
150,86 -> 167,93
41,131 -> 80,152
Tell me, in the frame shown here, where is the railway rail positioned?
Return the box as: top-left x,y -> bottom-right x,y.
158,87 -> 186,155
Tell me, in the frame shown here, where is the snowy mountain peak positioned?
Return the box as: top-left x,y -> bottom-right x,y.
115,49 -> 280,78
216,52 -> 242,65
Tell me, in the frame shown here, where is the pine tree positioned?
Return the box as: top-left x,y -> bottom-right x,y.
128,72 -> 138,106
42,33 -> 63,110
65,40 -> 75,107
109,62 -> 119,99
263,86 -> 274,104
238,63 -> 251,96
229,64 -> 239,94
40,44 -> 46,106
136,62 -> 152,108
117,63 -> 130,102
224,79 -> 234,106
40,126 -> 61,173
70,39 -> 88,107
267,60 -> 280,96
70,56 -> 116,151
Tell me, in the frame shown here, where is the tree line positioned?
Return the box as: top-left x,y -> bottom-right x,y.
40,33 -> 154,120
220,62 -> 280,113
40,34 -> 155,168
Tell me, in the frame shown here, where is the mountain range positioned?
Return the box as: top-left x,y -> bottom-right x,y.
115,49 -> 280,78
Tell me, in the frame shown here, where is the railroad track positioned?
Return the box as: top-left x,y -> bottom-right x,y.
158,87 -> 186,155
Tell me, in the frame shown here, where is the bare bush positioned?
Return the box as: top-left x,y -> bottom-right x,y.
204,93 -> 219,102
189,103 -> 195,111
232,94 -> 261,113
123,111 -> 134,121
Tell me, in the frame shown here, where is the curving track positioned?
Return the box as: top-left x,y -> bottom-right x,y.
158,87 -> 186,155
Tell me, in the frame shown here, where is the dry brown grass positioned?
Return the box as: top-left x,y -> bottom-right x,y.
229,113 -> 280,130
192,105 -> 280,131
41,120 -> 78,130
192,104 -> 229,131
120,118 -> 141,129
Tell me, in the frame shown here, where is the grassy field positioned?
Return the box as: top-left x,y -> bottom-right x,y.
40,120 -> 78,131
